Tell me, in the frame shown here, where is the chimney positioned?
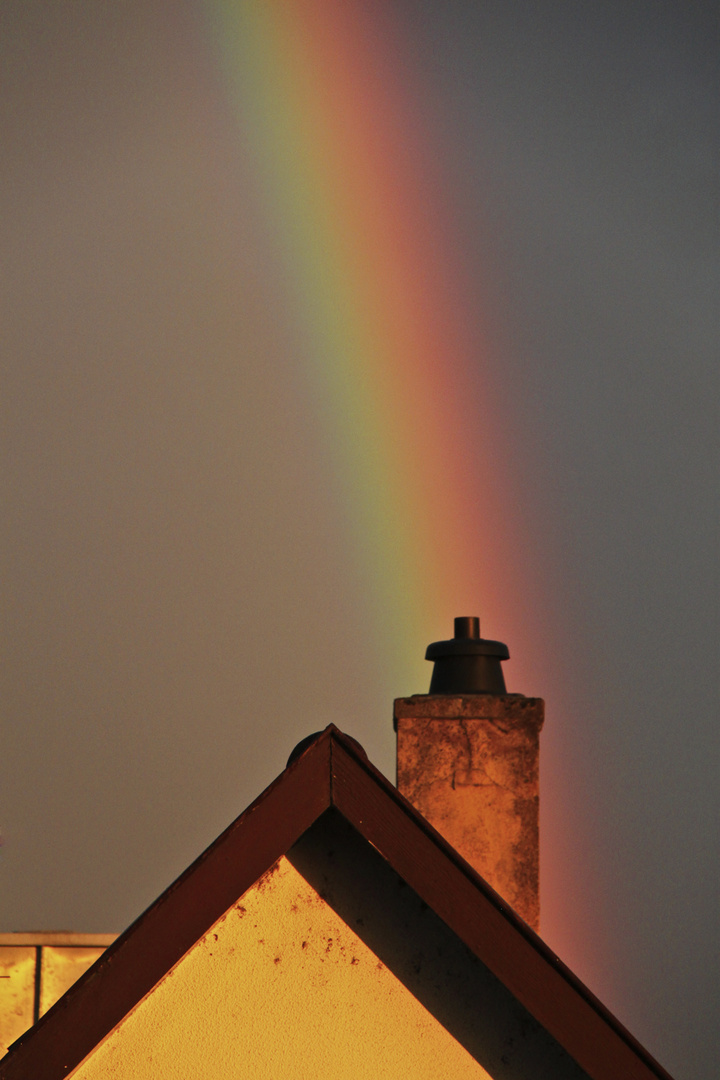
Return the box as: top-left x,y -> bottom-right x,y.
394,617 -> 543,930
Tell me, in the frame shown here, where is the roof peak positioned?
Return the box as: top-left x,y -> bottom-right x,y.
0,726 -> 673,1080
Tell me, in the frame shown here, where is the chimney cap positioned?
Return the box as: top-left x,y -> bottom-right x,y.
425,616 -> 509,694
425,617 -> 509,661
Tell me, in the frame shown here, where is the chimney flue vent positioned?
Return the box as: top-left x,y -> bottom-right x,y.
426,616 -> 509,694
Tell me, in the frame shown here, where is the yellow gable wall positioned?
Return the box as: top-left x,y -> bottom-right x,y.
71,857 -> 492,1080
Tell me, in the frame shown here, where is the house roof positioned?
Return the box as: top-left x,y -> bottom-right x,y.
0,726 -> 673,1080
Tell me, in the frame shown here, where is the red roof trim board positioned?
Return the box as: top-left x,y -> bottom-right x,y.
0,726 -> 674,1080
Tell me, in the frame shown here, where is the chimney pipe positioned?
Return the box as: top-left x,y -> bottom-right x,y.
395,617 -> 543,930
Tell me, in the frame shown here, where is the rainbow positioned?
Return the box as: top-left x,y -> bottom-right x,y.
198,0 -> 605,990
205,0 -> 538,692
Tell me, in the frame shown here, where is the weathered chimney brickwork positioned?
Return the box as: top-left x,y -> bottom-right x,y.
395,693 -> 544,930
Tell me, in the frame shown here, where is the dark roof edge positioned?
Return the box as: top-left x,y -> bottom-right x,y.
0,729 -> 336,1080
327,730 -> 674,1080
0,725 -> 675,1080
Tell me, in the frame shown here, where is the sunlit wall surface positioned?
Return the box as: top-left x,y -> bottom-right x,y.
70,850 -> 591,1080
0,936 -> 116,1056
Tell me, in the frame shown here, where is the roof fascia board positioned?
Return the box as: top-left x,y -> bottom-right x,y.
0,727 -> 674,1080
329,734 -> 673,1080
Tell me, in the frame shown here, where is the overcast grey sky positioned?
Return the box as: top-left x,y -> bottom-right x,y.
0,3 -> 717,1078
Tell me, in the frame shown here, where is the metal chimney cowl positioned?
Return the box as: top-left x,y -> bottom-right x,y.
426,616 -> 509,695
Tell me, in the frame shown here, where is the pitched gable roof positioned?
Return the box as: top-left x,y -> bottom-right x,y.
0,726 -> 673,1080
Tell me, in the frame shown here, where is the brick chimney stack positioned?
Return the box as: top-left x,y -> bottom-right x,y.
394,617 -> 543,930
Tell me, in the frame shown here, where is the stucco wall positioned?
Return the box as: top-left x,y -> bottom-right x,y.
71,856 -> 490,1079
65,809 -> 591,1080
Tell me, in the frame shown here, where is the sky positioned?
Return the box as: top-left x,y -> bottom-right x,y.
0,2 -> 717,1078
